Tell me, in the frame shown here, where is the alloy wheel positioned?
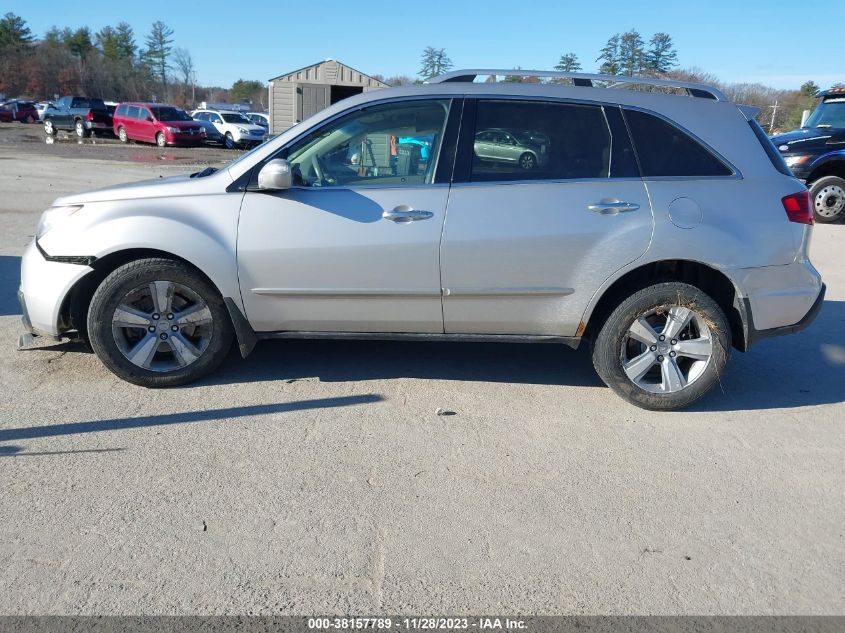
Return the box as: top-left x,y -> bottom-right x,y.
621,305 -> 714,394
111,281 -> 214,372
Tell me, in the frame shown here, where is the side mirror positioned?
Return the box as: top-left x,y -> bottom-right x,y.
257,159 -> 293,191
146,116 -> 154,122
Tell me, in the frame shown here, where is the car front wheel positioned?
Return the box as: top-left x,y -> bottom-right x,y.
156,132 -> 167,147
75,120 -> 90,138
87,258 -> 234,387
223,132 -> 236,150
592,282 -> 730,411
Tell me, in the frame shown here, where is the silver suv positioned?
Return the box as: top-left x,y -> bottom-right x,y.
18,70 -> 825,410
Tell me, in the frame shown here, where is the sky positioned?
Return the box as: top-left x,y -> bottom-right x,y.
6,0 -> 844,91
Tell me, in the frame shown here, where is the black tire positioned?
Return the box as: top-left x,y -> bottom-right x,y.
223,132 -> 236,150
519,152 -> 536,170
809,175 -> 845,223
44,118 -> 57,136
75,119 -> 90,138
592,282 -> 731,411
87,258 -> 234,387
117,126 -> 129,143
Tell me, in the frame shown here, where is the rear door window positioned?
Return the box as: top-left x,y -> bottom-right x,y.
624,109 -> 733,177
466,100 -> 615,182
126,106 -> 140,119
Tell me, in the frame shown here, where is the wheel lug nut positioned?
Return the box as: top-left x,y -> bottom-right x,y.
650,345 -> 657,351
159,333 -> 168,340
658,335 -> 665,341
152,313 -> 160,320
148,326 -> 156,332
167,313 -> 174,320
657,355 -> 664,362
670,351 -> 676,357
171,325 -> 178,332
671,339 -> 677,345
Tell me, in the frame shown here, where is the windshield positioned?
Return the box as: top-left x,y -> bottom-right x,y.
222,113 -> 251,124
151,106 -> 192,122
804,99 -> 845,129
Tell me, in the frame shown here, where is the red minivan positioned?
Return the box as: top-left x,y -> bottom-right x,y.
113,103 -> 206,147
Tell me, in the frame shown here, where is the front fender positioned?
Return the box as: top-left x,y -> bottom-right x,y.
38,193 -> 243,309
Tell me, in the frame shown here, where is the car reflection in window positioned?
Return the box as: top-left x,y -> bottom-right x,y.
473,128 -> 551,171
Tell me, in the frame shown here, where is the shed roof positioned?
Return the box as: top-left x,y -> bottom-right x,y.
269,59 -> 389,87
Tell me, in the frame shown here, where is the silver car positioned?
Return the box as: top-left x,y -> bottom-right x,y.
18,70 -> 825,410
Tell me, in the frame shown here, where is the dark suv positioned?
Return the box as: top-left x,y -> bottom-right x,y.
771,86 -> 845,223
43,96 -> 113,138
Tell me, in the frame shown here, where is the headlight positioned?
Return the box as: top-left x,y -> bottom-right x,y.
166,126 -> 179,133
784,155 -> 812,168
237,127 -> 248,134
36,205 -> 83,239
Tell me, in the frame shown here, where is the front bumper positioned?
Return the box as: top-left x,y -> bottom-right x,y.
19,239 -> 92,337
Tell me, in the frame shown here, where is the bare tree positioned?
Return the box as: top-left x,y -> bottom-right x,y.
172,47 -> 194,86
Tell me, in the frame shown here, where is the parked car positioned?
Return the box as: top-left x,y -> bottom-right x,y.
189,109 -> 266,149
35,101 -> 53,121
474,128 -> 549,170
0,100 -> 39,123
246,112 -> 270,128
188,113 -> 225,145
770,86 -> 845,223
18,69 -> 824,410
43,96 -> 113,138
113,103 -> 206,147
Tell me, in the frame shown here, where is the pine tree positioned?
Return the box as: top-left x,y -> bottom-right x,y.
419,46 -> 453,79
0,12 -> 33,53
618,29 -> 645,76
645,32 -> 678,74
596,34 -> 620,75
554,53 -> 582,73
143,21 -> 174,98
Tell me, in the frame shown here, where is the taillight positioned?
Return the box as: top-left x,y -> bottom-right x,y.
86,110 -> 94,120
782,191 -> 813,225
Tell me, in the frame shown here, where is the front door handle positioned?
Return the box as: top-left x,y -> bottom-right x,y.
588,200 -> 641,215
382,205 -> 434,223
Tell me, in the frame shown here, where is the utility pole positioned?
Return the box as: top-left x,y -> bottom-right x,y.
191,71 -> 196,108
769,100 -> 779,132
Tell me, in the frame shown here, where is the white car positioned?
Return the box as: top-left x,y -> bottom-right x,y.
246,112 -> 270,129
189,109 -> 266,149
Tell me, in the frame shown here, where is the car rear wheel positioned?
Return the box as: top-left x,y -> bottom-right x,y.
87,258 -> 234,387
75,120 -> 90,138
592,282 -> 731,411
118,126 -> 128,143
810,175 -> 845,223
156,132 -> 167,147
44,119 -> 56,136
519,152 -> 536,170
223,132 -> 236,150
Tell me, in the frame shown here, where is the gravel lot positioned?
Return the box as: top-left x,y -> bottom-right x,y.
1,123 -> 843,615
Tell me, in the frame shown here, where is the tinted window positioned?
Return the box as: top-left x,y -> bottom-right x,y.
222,112 -> 251,123
283,99 -> 450,187
625,109 -> 732,177
137,107 -> 151,120
470,100 -> 611,182
89,98 -> 107,111
115,104 -> 127,116
126,106 -> 140,119
150,106 -> 191,121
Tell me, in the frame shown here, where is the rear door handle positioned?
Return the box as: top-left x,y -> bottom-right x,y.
382,205 -> 434,223
588,200 -> 641,215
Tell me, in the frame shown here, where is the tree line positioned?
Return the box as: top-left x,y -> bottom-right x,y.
0,12 -> 265,108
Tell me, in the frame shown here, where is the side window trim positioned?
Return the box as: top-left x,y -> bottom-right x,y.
621,105 -> 740,179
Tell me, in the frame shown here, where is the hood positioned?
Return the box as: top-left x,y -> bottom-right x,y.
770,127 -> 838,153
53,170 -> 231,205
162,120 -> 202,129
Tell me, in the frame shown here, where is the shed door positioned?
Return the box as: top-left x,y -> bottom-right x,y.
296,84 -> 330,123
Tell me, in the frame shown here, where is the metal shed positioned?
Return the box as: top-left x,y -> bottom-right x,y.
268,59 -> 388,134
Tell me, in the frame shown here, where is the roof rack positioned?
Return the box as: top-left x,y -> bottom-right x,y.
426,69 -> 728,102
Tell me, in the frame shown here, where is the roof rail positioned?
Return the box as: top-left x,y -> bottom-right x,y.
426,69 -> 728,102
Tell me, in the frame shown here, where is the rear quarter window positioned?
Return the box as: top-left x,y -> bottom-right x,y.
748,118 -> 792,176
624,109 -> 733,177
